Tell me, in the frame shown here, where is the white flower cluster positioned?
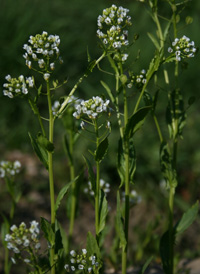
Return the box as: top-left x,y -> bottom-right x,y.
3,75 -> 34,98
127,69 -> 147,89
0,160 -> 21,178
97,5 -> 131,50
64,249 -> 100,273
23,31 -> 63,72
52,95 -> 82,116
73,96 -> 110,120
168,35 -> 196,61
84,179 -> 110,196
5,221 -> 41,264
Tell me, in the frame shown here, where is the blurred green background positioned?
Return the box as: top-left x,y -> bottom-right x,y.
0,0 -> 200,269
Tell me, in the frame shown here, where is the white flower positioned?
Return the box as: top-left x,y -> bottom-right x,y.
64,264 -> 69,270
10,225 -> 17,232
43,73 -> 50,81
5,75 -> 11,81
11,257 -> 16,264
70,250 -> 76,257
82,248 -> 87,255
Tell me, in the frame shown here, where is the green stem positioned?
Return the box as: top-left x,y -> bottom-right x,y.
121,67 -> 130,274
94,120 -> 100,243
153,115 -> 163,143
28,99 -> 46,137
107,55 -> 123,138
168,4 -> 179,272
169,185 -> 175,274
57,52 -> 106,117
133,80 -> 149,114
47,80 -> 55,274
4,247 -> 9,274
69,131 -> 76,240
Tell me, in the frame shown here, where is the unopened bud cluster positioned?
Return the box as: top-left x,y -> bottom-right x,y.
73,96 -> 110,120
3,75 -> 34,98
23,31 -> 63,73
84,179 -> 110,196
0,160 -> 21,178
127,69 -> 147,89
97,5 -> 131,50
5,221 -> 41,264
168,35 -> 196,61
64,249 -> 100,273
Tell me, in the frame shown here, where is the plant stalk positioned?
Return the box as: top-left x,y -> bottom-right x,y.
69,131 -> 76,240
94,119 -> 100,243
122,75 -> 130,274
47,80 -> 56,274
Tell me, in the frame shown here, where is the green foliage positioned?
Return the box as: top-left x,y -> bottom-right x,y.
160,201 -> 199,273
28,132 -> 49,169
98,190 -> 108,234
175,201 -> 199,235
55,181 -> 73,213
86,232 -> 101,259
95,137 -> 109,163
41,217 -> 55,247
125,106 -> 152,140
116,192 -> 127,251
160,141 -> 177,189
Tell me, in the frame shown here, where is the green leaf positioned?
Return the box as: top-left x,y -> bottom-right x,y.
55,181 -> 74,213
40,217 -> 55,246
37,84 -> 42,97
53,80 -> 58,88
146,53 -> 161,81
117,138 -> 136,186
100,81 -> 115,103
175,201 -> 199,235
152,90 -> 160,113
160,202 -> 199,274
160,142 -> 177,189
59,224 -> 69,254
85,60 -> 96,75
28,99 -> 38,115
83,156 -> 96,193
86,232 -> 101,259
37,133 -> 54,153
139,256 -> 154,274
125,106 -> 151,139
116,192 -> 127,251
160,230 -> 174,274
95,137 -> 108,163
117,138 -> 125,187
28,132 -> 48,170
129,139 -> 136,184
147,32 -> 160,50
1,214 -> 10,246
163,17 -> 173,41
55,226 -> 63,254
87,47 -> 91,62
166,89 -> 187,139
98,191 -> 108,234
63,134 -> 73,165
